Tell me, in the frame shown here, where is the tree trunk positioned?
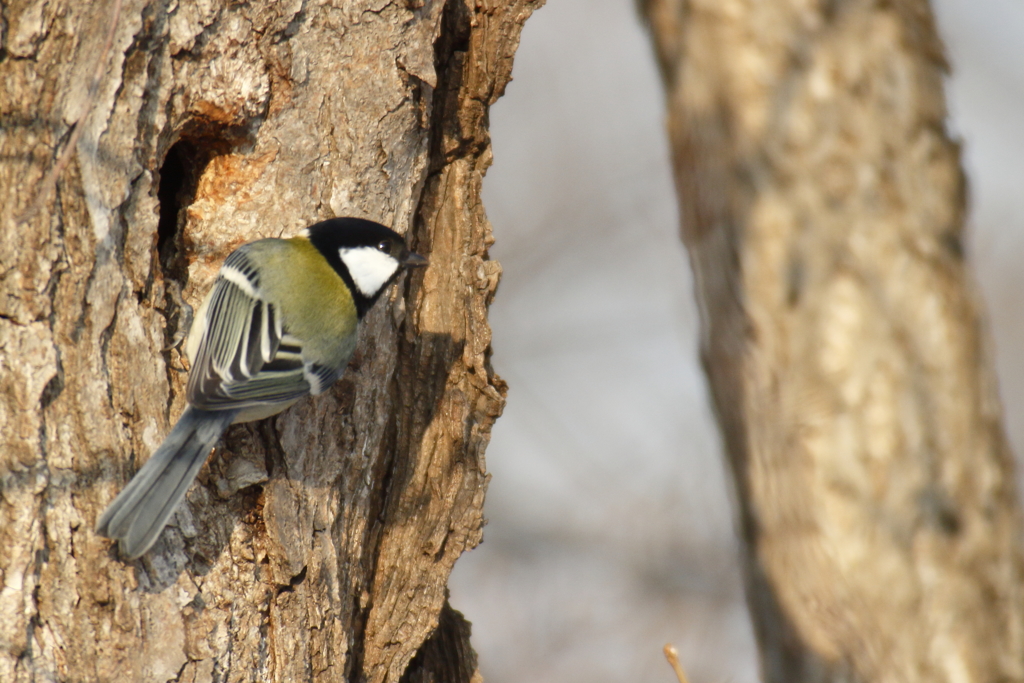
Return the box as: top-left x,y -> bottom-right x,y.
640,0 -> 1024,681
0,1 -> 539,681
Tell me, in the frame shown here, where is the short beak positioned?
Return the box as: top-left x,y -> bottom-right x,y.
403,251 -> 428,267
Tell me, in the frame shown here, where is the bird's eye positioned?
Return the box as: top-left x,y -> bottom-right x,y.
377,240 -> 391,252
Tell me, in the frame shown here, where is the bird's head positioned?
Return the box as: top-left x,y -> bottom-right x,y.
305,217 -> 427,316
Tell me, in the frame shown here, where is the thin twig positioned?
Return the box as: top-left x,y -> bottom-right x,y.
20,0 -> 123,223
663,643 -> 691,683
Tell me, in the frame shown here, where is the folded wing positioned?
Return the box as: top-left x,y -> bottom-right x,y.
186,249 -> 338,410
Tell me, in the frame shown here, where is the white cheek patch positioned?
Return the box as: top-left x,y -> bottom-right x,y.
338,246 -> 400,297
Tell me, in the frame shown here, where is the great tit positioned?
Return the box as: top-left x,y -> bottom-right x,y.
96,217 -> 426,559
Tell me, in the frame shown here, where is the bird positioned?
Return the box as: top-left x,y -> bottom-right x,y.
96,217 -> 427,559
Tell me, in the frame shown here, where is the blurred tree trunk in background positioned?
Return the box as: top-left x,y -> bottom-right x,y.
640,0 -> 1024,681
0,0 -> 538,681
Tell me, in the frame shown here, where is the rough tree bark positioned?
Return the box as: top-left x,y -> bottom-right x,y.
640,0 -> 1024,681
0,0 -> 540,681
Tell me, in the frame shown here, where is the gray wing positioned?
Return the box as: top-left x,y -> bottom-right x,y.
186,249 -> 338,410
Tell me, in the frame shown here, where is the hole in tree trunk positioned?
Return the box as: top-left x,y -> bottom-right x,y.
156,138 -> 226,282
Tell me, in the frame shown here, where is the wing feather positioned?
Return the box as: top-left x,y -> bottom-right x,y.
186,250 -> 315,410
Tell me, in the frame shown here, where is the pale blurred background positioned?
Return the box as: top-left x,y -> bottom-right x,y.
446,1 -> 1024,682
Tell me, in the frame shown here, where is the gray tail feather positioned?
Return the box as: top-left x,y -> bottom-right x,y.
96,406 -> 237,559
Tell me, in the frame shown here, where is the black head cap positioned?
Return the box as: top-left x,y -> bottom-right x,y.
305,217 -> 426,317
